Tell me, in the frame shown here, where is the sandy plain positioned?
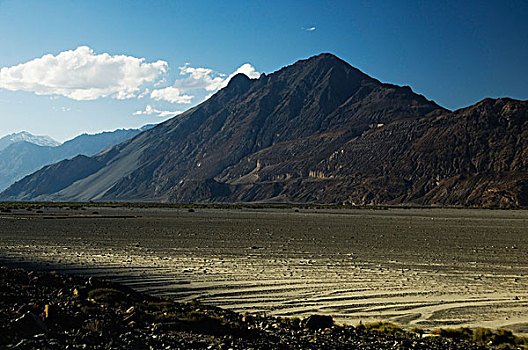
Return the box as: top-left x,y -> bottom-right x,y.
0,206 -> 527,335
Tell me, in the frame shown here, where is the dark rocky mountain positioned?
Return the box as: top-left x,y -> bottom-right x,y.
2,53 -> 527,207
0,125 -> 155,192
237,97 -> 527,207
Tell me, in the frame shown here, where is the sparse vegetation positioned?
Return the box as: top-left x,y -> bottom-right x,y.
362,321 -> 407,337
432,327 -> 528,348
83,319 -> 104,333
409,326 -> 426,338
432,327 -> 474,340
87,288 -> 127,306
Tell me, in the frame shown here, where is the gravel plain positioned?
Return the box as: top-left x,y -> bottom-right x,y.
1,206 -> 527,335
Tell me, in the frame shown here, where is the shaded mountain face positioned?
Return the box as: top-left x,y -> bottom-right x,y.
0,126 -> 155,192
227,98 -> 527,207
0,131 -> 60,151
2,53 -> 527,207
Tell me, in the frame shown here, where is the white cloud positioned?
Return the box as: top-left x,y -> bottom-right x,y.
222,63 -> 260,88
150,86 -> 193,104
154,77 -> 167,87
161,63 -> 259,100
173,64 -> 226,91
133,105 -> 182,117
0,46 -> 168,101
134,62 -> 259,105
303,26 -> 316,31
137,88 -> 150,99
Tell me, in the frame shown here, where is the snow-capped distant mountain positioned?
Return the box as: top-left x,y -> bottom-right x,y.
0,131 -> 61,151
0,125 -> 156,191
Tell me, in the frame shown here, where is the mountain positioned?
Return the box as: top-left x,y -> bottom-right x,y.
0,125 -> 155,192
2,53 -> 527,207
0,131 -> 60,151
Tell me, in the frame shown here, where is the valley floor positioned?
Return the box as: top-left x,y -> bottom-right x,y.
1,206 -> 527,336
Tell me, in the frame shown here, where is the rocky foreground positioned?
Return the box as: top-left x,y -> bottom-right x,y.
0,266 -> 524,349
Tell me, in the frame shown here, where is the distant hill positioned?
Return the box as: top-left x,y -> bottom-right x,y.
0,131 -> 60,151
2,53 -> 527,207
0,125 -> 155,191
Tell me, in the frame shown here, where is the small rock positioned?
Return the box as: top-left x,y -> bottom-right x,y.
12,311 -> 48,337
242,315 -> 254,324
301,315 -> 333,330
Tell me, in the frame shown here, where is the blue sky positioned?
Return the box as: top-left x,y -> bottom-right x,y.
0,0 -> 527,142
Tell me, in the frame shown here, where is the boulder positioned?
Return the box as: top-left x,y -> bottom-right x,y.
302,315 -> 333,330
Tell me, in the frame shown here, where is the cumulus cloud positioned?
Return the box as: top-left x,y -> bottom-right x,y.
150,86 -> 193,104
142,62 -> 259,104
222,63 -> 260,88
152,63 -> 259,103
133,105 -> 182,117
0,46 -> 168,101
173,64 -> 226,91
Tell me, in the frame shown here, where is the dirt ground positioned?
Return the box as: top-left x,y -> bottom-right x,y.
1,206 -> 527,334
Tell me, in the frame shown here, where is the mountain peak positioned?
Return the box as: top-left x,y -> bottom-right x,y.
311,52 -> 342,61
226,73 -> 251,87
270,52 -> 379,92
0,131 -> 61,151
220,72 -> 254,97
295,52 -> 353,69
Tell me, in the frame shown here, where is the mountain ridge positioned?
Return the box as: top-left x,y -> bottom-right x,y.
0,125 -> 155,192
0,131 -> 60,151
2,53 -> 527,207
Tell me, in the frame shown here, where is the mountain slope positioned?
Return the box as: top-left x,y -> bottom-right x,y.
0,126 -> 155,191
1,53 -> 443,202
2,53 -> 527,207
0,131 -> 60,151
223,98 -> 528,207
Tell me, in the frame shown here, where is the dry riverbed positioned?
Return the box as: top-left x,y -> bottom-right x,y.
1,206 -> 527,336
